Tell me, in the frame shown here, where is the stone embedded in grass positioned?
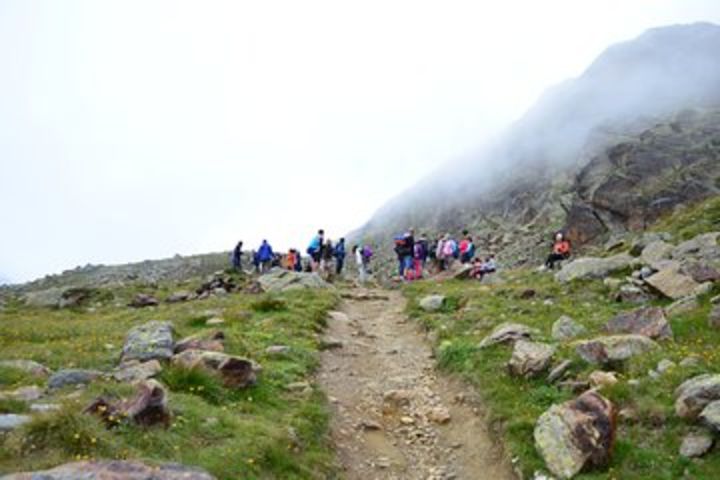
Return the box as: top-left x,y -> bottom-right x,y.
588,371 -> 618,389
265,345 -> 291,356
604,306 -> 672,340
0,413 -> 31,432
205,317 -> 225,326
257,269 -> 333,292
699,400 -> 720,432
85,379 -> 171,428
683,262 -> 720,283
554,254 -> 633,283
174,330 -> 225,354
679,431 -> 714,458
507,341 -> 555,378
0,359 -> 51,377
665,296 -> 699,317
48,369 -> 102,389
575,335 -> 658,365
172,350 -> 259,388
0,385 -> 44,402
113,359 -> 163,383
121,320 -> 174,363
640,240 -> 674,267
551,316 -> 587,342
419,295 -> 446,312
675,374 -> 720,419
478,322 -> 539,349
534,391 -> 615,480
614,284 -> 650,305
547,360 -> 573,383
645,267 -> 699,300
708,305 -> 720,329
166,291 -> 194,303
128,293 -> 160,308
0,460 -> 216,480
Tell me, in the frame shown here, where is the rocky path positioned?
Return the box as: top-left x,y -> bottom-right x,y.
318,289 -> 516,480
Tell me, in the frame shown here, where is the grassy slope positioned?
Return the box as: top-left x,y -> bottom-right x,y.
403,197 -> 720,479
0,280 -> 339,479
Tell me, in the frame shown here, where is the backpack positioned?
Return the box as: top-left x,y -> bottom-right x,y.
362,245 -> 373,259
443,240 -> 455,257
467,243 -> 476,258
414,242 -> 426,259
452,241 -> 460,259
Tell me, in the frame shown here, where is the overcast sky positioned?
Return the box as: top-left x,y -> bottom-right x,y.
1,1 -> 719,283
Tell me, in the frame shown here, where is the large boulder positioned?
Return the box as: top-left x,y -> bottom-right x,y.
673,232 -> 720,260
22,287 -> 67,308
172,350 -> 259,388
552,316 -> 587,341
555,254 -> 633,283
641,241 -> 674,268
128,293 -> 160,308
683,262 -> 720,283
645,266 -> 700,300
419,295 -> 446,312
675,374 -> 720,419
1,461 -> 216,479
508,341 -> 556,378
604,307 -> 672,339
478,322 -> 539,348
86,379 -> 171,428
534,391 -> 615,479
121,321 -> 174,363
48,369 -> 102,389
257,269 -> 333,292
575,335 -> 658,365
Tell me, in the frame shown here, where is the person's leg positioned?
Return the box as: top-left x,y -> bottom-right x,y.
398,258 -> 405,278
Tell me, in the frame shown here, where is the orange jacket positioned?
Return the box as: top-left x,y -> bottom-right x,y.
553,240 -> 571,255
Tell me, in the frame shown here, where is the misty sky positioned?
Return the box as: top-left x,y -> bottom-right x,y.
1,1 -> 720,283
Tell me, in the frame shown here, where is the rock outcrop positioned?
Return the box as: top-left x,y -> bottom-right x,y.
555,254 -> 633,283
121,321 -> 175,363
604,307 -> 672,339
257,269 -> 332,292
675,374 -> 720,419
1,460 -> 216,480
575,335 -> 658,365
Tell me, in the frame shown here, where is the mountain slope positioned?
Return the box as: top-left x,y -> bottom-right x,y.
352,23 -> 720,265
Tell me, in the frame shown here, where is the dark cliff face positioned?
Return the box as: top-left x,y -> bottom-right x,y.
353,23 -> 720,261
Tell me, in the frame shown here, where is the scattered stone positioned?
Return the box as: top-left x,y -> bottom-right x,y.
680,355 -> 702,368
419,295 -> 446,312
257,269 -> 333,292
361,419 -> 382,431
604,237 -> 626,252
555,254 -> 633,283
1,461 -> 216,480
588,371 -> 618,389
0,414 -> 31,432
557,380 -> 590,394
113,360 -> 162,383
328,311 -> 350,322
400,416 -> 415,425
645,267 -> 700,300
675,374 -> 720,419
665,296 -> 699,317
614,285 -> 650,304
679,431 -> 714,458
684,263 -> 720,284
30,403 -> 61,413
383,389 -> 413,409
551,316 -> 587,341
534,391 -> 615,479
700,400 -> 720,432
548,360 -> 573,383
604,307 -> 672,339
427,406 -> 451,424
320,338 -> 344,350
708,305 -> 720,329
128,293 -> 160,308
695,282 -> 714,297
205,317 -> 225,326
630,232 -> 672,256
603,278 -> 622,290
85,379 -> 171,428
519,289 -> 536,299
478,322 -> 539,348
174,331 -> 225,354
0,360 -> 51,377
640,241 -> 674,267
48,369 -> 102,389
286,381 -> 311,393
657,359 -> 676,374
121,320 -> 174,363
265,345 -> 291,356
712,294 -> 720,305
575,335 -> 658,365
166,291 -> 193,303
508,341 -> 556,378
0,386 -> 44,402
673,232 -> 720,259
172,350 -> 259,388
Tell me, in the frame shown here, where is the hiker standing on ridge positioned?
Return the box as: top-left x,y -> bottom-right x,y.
307,229 -> 324,272
394,231 -> 413,279
231,241 -> 243,271
334,238 -> 347,275
545,232 -> 571,270
257,240 -> 274,273
413,235 -> 428,279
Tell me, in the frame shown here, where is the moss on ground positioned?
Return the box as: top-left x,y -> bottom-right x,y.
0,283 -> 339,479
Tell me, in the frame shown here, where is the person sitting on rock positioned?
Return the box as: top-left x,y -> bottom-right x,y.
545,232 -> 571,270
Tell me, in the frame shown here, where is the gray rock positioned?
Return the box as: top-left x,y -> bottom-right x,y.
700,400 -> 720,432
0,414 -> 31,432
22,287 -> 67,308
603,278 -> 622,290
0,360 -> 51,377
166,291 -> 193,303
265,345 -> 291,356
419,295 -> 446,312
121,320 -> 174,363
679,431 -> 714,458
657,359 -> 677,374
113,360 -> 163,383
508,341 -> 556,378
478,322 -> 539,348
0,386 -> 44,402
257,268 -> 333,292
630,232 -> 672,256
172,350 -> 259,389
709,305 -> 720,329
675,374 -> 720,419
680,355 -> 702,368
673,232 -> 720,259
555,254 -> 633,283
604,307 -> 672,339
641,241 -> 674,267
639,266 -> 655,279
683,263 -> 720,283
547,360 -> 573,383
665,296 -> 699,317
534,391 -> 615,479
551,316 -> 587,341
128,293 -> 159,308
575,335 -> 658,365
645,266 -> 700,300
48,369 -> 102,389
614,285 -> 650,304
29,403 -> 61,413
0,460 -> 216,479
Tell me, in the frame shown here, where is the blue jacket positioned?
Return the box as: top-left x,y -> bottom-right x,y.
257,242 -> 274,262
334,242 -> 346,259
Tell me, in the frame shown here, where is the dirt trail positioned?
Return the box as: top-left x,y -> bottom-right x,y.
318,288 -> 516,480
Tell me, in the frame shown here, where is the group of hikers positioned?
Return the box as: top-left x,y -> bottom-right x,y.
230,229 -> 374,282
392,229 -> 498,281
230,228 -> 573,283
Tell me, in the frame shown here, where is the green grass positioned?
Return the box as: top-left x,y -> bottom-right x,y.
0,281 -> 339,479
403,269 -> 720,479
651,195 -> 720,241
